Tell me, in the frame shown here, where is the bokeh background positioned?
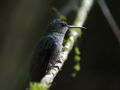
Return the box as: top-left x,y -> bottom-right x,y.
0,0 -> 120,90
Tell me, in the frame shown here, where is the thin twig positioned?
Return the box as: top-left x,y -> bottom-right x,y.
97,0 -> 120,43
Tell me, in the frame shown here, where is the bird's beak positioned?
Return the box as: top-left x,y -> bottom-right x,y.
68,25 -> 87,29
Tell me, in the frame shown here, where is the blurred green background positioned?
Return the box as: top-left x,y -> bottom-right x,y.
0,0 -> 120,90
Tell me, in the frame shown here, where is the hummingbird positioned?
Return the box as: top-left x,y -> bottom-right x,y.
30,19 -> 86,82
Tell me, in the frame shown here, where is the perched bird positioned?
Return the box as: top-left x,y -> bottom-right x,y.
30,19 -> 85,82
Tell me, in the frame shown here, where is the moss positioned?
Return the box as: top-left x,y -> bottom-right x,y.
67,38 -> 73,44
62,46 -> 68,52
73,63 -> 80,72
59,55 -> 64,59
63,39 -> 66,44
59,15 -> 67,21
74,55 -> 80,61
29,82 -> 51,90
74,47 -> 80,55
71,73 -> 77,77
71,46 -> 81,77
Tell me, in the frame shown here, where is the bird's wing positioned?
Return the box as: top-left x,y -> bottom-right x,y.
30,36 -> 57,81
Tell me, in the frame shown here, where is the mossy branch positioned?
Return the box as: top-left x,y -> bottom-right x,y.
29,0 -> 94,90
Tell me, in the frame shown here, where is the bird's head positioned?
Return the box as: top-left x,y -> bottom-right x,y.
47,19 -> 86,34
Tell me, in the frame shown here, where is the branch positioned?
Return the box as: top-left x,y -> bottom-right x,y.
97,0 -> 120,43
29,0 -> 94,90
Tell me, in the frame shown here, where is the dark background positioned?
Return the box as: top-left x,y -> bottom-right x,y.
0,0 -> 120,90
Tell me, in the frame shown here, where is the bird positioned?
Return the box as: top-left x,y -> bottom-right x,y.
30,19 -> 86,82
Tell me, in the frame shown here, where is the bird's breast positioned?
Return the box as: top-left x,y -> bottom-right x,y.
49,32 -> 65,45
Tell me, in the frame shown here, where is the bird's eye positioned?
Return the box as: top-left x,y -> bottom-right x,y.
61,23 -> 66,27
